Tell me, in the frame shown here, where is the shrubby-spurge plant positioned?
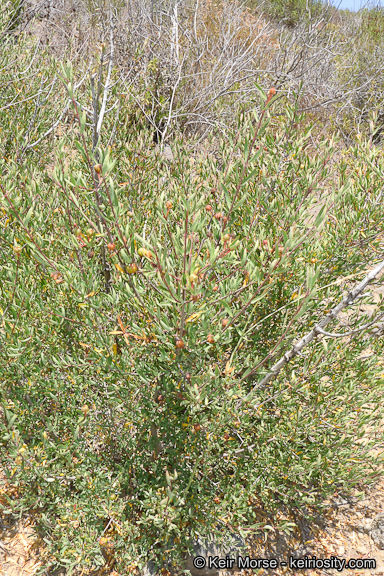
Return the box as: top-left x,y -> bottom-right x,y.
1,59 -> 384,575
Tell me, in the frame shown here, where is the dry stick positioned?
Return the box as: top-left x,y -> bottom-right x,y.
317,309 -> 384,338
96,10 -> 114,141
89,10 -> 115,295
25,99 -> 70,151
241,257 -> 384,398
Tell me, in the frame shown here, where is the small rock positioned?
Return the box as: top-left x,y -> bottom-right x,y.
143,560 -> 156,576
356,518 -> 373,534
184,534 -> 245,576
371,513 -> 384,549
143,534 -> 245,576
162,144 -> 174,162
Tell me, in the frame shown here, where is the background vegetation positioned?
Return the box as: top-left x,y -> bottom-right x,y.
1,0 -> 384,574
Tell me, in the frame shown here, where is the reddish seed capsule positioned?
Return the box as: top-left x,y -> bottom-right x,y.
207,334 -> 215,344
51,272 -> 63,284
194,423 -> 201,432
176,339 -> 185,349
224,432 -> 230,441
221,318 -> 228,328
205,205 -> 212,212
166,200 -> 172,210
213,284 -> 218,292
214,212 -> 222,220
107,242 -> 116,252
266,88 -> 276,105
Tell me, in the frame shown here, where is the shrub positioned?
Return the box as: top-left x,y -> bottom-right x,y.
248,0 -> 323,27
1,63 -> 384,574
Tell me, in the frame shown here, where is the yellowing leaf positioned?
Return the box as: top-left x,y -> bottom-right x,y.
79,342 -> 91,349
115,263 -> 125,273
224,361 -> 234,376
117,315 -> 130,345
186,312 -> 202,323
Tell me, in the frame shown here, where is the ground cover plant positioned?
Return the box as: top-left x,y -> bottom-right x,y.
1,1 -> 384,575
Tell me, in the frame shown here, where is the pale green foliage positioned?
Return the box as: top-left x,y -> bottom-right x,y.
1,5 -> 384,576
248,0 -> 323,26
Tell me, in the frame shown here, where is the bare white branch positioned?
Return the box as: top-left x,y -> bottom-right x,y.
95,9 -> 115,139
243,259 -> 384,395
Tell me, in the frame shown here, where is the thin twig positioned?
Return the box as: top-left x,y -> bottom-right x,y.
317,311 -> 384,338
